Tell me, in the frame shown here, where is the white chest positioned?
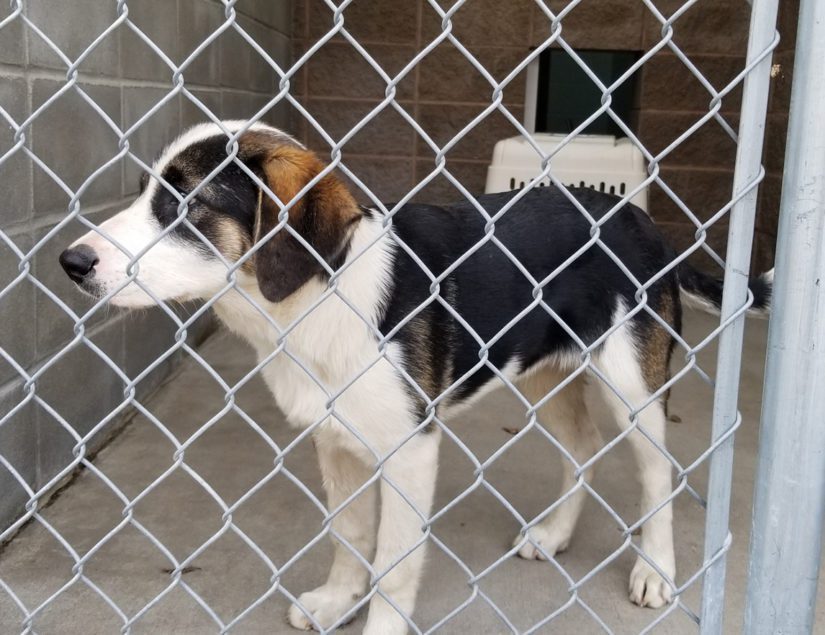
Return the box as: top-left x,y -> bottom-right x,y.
212,221 -> 414,442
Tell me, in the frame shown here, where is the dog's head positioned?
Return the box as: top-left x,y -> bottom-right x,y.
59,121 -> 362,307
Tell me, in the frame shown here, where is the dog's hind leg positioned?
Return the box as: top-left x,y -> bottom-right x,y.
513,368 -> 602,560
594,309 -> 676,609
288,429 -> 377,631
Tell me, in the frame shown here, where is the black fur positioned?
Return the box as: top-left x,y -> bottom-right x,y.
148,135 -> 259,248
141,135 -> 769,413
380,187 -> 680,403
146,134 -> 355,302
677,259 -> 771,313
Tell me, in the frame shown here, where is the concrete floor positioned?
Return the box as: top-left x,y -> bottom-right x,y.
1,310 -> 823,634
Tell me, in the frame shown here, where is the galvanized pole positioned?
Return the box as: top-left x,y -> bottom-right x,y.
699,0 -> 779,632
744,0 -> 825,631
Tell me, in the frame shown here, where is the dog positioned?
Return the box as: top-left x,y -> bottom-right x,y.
59,121 -> 772,633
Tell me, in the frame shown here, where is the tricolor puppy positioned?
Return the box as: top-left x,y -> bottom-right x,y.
59,121 -> 772,634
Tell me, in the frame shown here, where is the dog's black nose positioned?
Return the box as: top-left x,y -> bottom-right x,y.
59,244 -> 99,284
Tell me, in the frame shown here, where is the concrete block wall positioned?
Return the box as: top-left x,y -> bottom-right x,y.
0,0 -> 293,533
291,0 -> 798,274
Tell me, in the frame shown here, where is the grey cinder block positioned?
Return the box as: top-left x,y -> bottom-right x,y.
31,80 -> 122,215
219,16 -> 278,93
178,0 -> 223,86
236,0 -> 293,36
0,231 -> 35,387
122,86 -> 182,195
0,380 -> 37,534
0,0 -> 293,529
119,0 -> 180,82
181,90 -> 223,129
0,75 -> 32,228
0,4 -> 25,66
27,0 -> 120,76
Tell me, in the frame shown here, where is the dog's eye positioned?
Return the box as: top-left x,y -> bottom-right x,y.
164,187 -> 190,209
170,185 -> 189,200
153,186 -> 193,225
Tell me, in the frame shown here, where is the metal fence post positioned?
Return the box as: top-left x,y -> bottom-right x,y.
699,0 -> 779,632
743,0 -> 825,630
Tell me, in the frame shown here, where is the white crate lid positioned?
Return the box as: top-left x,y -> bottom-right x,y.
490,133 -> 646,174
485,133 -> 649,210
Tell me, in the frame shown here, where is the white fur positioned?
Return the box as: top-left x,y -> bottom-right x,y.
288,433 -> 376,631
750,267 -> 774,318
513,367 -> 602,561
153,120 -> 301,178
508,302 -> 675,608
681,267 -> 774,319
215,217 -> 435,632
679,287 -> 721,316
73,119 -> 433,629
593,300 -> 675,608
71,194 -> 229,307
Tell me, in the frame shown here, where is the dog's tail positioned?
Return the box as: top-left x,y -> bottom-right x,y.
677,262 -> 773,318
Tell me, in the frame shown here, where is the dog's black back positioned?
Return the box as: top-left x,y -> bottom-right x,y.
377,187 -> 681,403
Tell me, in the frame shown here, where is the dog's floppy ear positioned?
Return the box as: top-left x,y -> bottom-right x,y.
239,131 -> 361,302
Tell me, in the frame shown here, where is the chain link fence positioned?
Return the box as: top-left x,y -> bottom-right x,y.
0,0 -> 800,633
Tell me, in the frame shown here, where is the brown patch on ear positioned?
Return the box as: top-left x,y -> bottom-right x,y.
240,132 -> 361,302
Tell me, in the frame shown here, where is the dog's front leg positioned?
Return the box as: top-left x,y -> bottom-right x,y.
288,430 -> 377,631
363,430 -> 441,635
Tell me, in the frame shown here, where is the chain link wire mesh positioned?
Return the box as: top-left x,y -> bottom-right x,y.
0,0 -> 780,632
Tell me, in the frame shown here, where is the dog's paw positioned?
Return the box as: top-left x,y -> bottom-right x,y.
628,558 -> 674,609
287,584 -> 361,631
363,616 -> 408,635
512,525 -> 570,561
362,598 -> 410,635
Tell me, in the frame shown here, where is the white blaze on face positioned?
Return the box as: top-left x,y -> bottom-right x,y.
70,189 -> 227,308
